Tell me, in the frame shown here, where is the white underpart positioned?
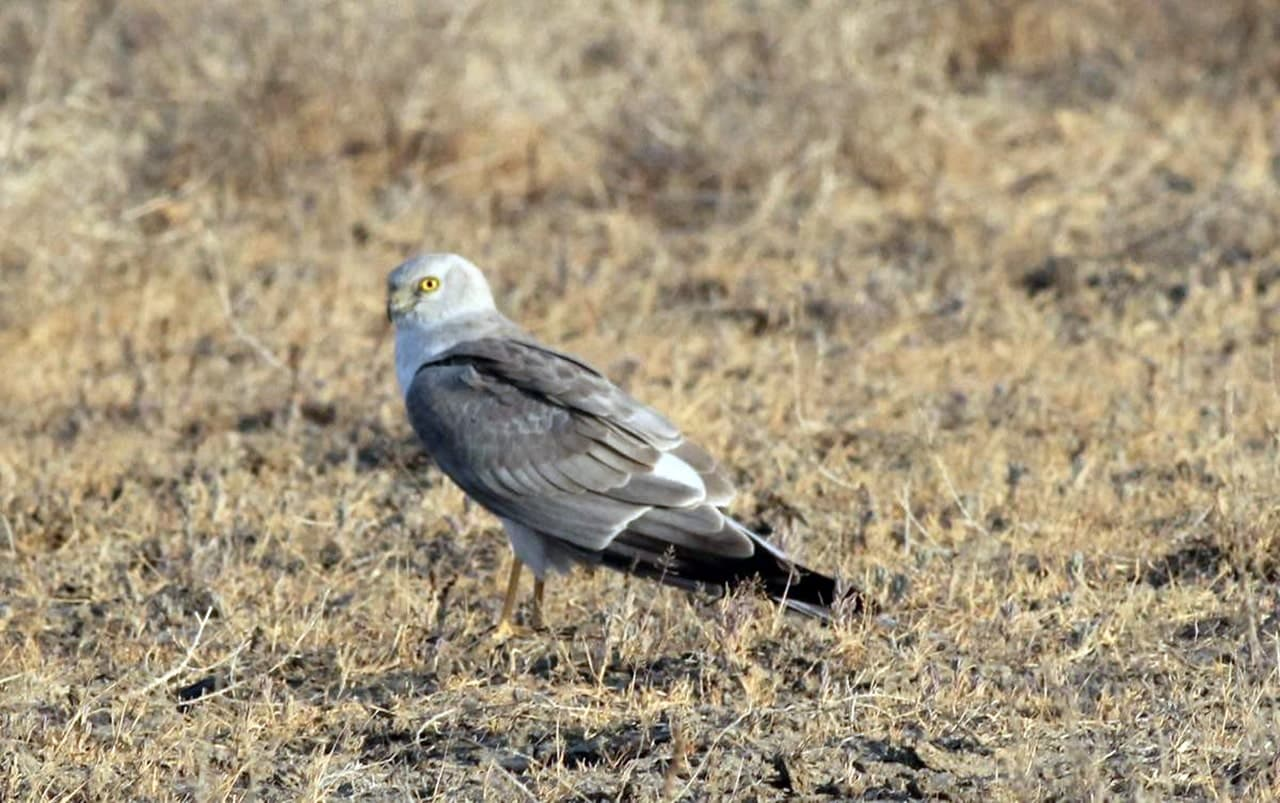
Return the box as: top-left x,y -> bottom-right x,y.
651,450 -> 706,498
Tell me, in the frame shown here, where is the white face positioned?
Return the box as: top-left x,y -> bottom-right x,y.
386,253 -> 496,329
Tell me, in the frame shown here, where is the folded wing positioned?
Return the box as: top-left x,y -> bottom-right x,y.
405,337 -> 749,558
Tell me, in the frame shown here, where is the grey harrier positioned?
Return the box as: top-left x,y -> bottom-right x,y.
387,253 -> 863,633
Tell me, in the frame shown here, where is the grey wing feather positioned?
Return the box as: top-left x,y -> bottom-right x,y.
404,337 -> 748,558
451,338 -> 737,504
440,337 -> 683,447
671,440 -> 735,506
407,367 -> 640,546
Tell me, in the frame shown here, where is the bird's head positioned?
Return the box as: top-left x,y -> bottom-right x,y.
386,253 -> 497,328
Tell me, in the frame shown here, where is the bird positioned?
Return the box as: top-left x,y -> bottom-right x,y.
386,253 -> 864,634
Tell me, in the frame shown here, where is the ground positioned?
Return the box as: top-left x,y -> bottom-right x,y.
2,1 -> 1279,800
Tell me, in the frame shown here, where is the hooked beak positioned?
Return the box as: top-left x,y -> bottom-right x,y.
386,287 -> 414,323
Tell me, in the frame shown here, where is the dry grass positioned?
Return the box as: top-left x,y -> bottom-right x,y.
2,0 -> 1279,799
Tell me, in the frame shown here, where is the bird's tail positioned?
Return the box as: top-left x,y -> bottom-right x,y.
596,518 -> 868,621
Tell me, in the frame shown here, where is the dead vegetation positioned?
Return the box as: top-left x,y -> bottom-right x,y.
2,0 -> 1279,799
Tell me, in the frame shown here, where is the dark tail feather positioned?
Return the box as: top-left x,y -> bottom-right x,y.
593,521 -> 869,621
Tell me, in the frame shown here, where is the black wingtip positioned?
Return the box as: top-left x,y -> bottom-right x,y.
734,524 -> 873,621
585,523 -> 874,622
755,559 -> 873,622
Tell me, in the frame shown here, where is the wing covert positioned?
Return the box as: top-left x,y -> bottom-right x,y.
404,340 -> 747,558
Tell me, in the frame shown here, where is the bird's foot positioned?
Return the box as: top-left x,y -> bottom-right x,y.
490,618 -> 535,641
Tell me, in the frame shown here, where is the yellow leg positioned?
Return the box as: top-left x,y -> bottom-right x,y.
496,557 -> 523,635
532,579 -> 546,629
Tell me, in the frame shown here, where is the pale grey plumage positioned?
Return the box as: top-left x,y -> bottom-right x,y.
404,335 -> 750,559
388,253 -> 860,619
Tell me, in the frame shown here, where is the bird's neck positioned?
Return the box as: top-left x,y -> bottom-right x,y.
394,311 -> 520,398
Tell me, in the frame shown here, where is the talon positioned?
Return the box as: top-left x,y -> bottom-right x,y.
491,619 -> 533,640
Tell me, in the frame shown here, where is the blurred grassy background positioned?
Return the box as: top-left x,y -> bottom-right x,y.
1,1 -> 1279,799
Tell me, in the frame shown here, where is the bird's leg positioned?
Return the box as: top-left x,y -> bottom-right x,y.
532,579 -> 546,629
493,557 -> 530,639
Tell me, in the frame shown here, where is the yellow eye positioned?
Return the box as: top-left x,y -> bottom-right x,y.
418,276 -> 441,293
